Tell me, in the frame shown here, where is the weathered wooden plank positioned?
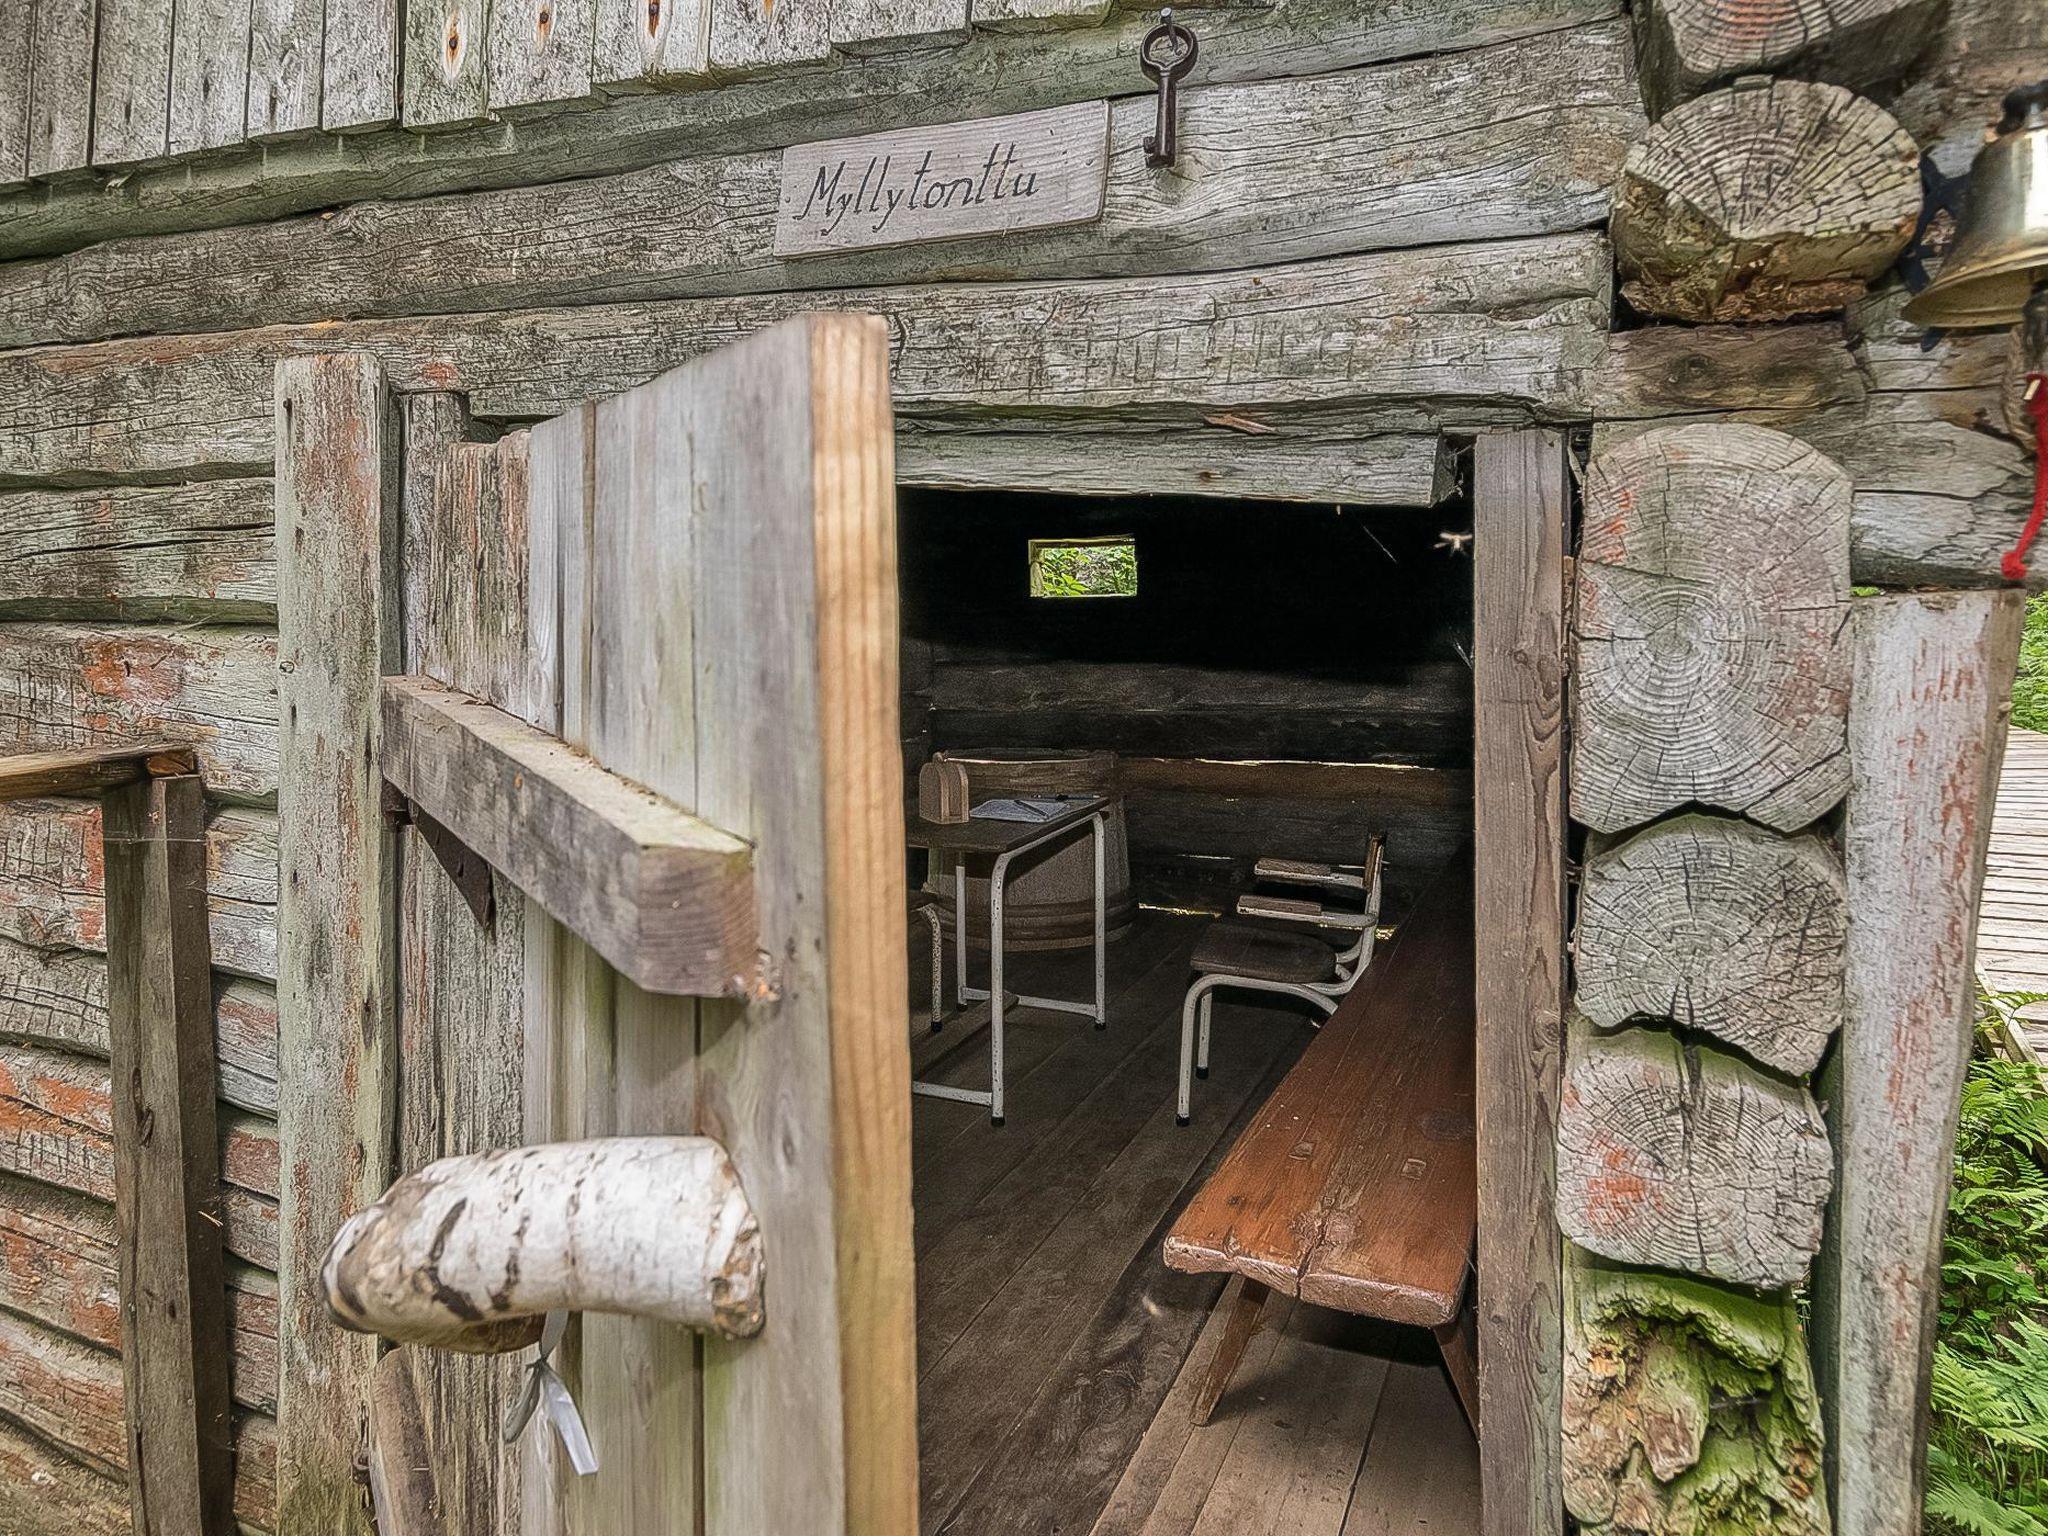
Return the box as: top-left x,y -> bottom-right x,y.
589,0 -> 710,90
1574,814 -> 1846,1077
25,0 -> 99,178
168,0 -> 255,154
0,0 -> 1621,259
708,0 -> 831,76
487,0 -> 595,112
0,2 -> 33,187
0,938 -> 277,1115
0,480 -> 275,621
90,0 -> 175,166
0,625 -> 278,803
403,0 -> 492,129
321,0 -> 401,130
971,0 -> 1109,31
382,676 -> 758,997
246,0 -> 324,139
1812,588 -> 2026,1536
1471,428 -> 1566,1536
1557,1016 -> 1833,1289
396,408 -> 528,1536
833,0 -> 967,48
0,1171 -> 277,1411
0,23 -> 1640,345
0,798 -> 279,982
0,744 -> 196,802
0,1308 -> 277,1527
1340,1361 -> 1482,1535
0,234 -> 1611,486
104,773 -> 235,1536
0,1040 -> 278,1267
274,353 -> 398,1536
1571,423 -> 1853,834
0,1396 -> 132,1536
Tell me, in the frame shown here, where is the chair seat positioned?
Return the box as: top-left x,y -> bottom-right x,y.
1190,921 -> 1338,985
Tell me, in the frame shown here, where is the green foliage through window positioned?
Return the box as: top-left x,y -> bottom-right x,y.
1029,538 -> 1138,599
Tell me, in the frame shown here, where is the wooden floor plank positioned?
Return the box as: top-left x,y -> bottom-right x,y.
1977,728 -> 2048,999
1338,1361 -> 1480,1535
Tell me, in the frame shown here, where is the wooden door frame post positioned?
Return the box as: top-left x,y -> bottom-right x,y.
1472,429 -> 1569,1535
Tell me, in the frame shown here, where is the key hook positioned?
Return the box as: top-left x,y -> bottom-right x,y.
1140,8 -> 1198,169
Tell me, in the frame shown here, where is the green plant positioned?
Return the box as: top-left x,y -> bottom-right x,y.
1929,1020 -> 2048,1534
2016,595 -> 2047,736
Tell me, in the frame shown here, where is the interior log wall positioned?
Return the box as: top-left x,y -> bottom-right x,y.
0,0 -> 2040,1528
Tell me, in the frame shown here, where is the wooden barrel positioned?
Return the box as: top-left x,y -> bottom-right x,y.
926,748 -> 1136,951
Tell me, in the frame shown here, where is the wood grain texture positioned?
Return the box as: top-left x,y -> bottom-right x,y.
1163,857 -> 1475,1328
91,0 -> 175,166
1812,588 -> 2026,1536
0,798 -> 278,981
1614,80 -> 1920,322
0,2 -> 32,187
590,0 -> 710,89
708,0 -> 831,76
381,676 -> 758,997
0,1382 -> 136,1536
1574,814 -> 1846,1077
246,0 -> 324,138
396,403 -> 529,1536
0,938 -> 277,1115
321,0 -> 400,130
0,0 -> 1618,258
169,0 -> 256,154
832,0 -> 966,48
103,773 -> 235,1536
26,0 -> 99,177
487,0 -> 595,113
0,234 -> 1611,484
1471,427 -> 1567,1536
0,1040 -> 279,1267
1632,0 -> 1946,115
1571,423 -> 1853,834
1977,727 -> 2048,996
0,744 -> 196,802
0,480 -> 275,622
273,352 -> 397,1536
1557,1016 -> 1833,1289
403,0 -> 492,129
0,22 -> 1639,346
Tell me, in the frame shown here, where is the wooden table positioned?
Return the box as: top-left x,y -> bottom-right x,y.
908,795 -> 1111,1125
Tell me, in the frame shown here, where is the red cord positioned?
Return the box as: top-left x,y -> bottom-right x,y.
2004,373 -> 2048,583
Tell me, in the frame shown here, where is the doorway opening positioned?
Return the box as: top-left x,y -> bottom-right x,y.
895,481 -> 1481,1535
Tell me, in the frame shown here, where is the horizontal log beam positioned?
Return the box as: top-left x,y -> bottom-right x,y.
0,234 -> 1612,487
0,0 -> 1621,260
0,744 -> 196,803
0,23 -> 1641,348
325,1138 -> 766,1348
381,676 -> 758,998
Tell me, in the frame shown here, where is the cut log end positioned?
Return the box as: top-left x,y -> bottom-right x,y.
1614,80 -> 1921,324
1632,0 -> 1947,116
323,1137 -> 766,1350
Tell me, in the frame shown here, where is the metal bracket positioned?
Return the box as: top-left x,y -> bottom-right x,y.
382,782 -> 496,929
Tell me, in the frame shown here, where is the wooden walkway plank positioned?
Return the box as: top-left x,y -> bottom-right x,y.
1339,1361 -> 1482,1535
26,0 -> 99,178
1978,726 -> 2048,1003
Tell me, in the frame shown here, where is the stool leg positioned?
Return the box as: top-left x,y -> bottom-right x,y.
1196,992 -> 1213,1079
1191,1279 -> 1270,1427
1177,984 -> 1200,1126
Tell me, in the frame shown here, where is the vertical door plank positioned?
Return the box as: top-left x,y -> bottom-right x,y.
403,0 -> 492,128
1471,429 -> 1568,1536
394,401 -> 531,1536
488,0 -> 594,114
92,0 -> 175,166
274,353 -> 399,1536
105,773 -> 235,1536
322,0 -> 399,130
169,0 -> 254,153
26,0 -> 99,178
708,0 -> 830,76
246,0 -> 324,139
1813,589 -> 2026,1536
830,0 -> 967,50
591,0 -> 708,92
0,4 -> 33,187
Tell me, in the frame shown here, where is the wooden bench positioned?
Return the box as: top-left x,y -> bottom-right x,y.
1162,855 -> 1477,1428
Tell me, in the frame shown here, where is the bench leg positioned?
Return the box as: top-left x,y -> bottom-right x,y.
1191,1278 -> 1270,1427
1433,1297 -> 1479,1436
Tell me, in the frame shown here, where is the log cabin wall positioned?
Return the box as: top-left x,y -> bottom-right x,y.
0,0 -> 2039,1530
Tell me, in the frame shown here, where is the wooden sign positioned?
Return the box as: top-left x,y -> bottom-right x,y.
775,101 -> 1111,257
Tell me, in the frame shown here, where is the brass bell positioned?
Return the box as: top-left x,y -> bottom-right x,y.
1905,81 -> 2048,331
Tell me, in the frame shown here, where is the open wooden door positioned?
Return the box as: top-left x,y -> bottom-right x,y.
275,316 -> 915,1536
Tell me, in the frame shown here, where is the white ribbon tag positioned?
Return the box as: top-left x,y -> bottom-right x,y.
502,1310 -> 599,1476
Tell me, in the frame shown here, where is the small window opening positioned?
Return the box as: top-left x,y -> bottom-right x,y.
1028,536 -> 1138,599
